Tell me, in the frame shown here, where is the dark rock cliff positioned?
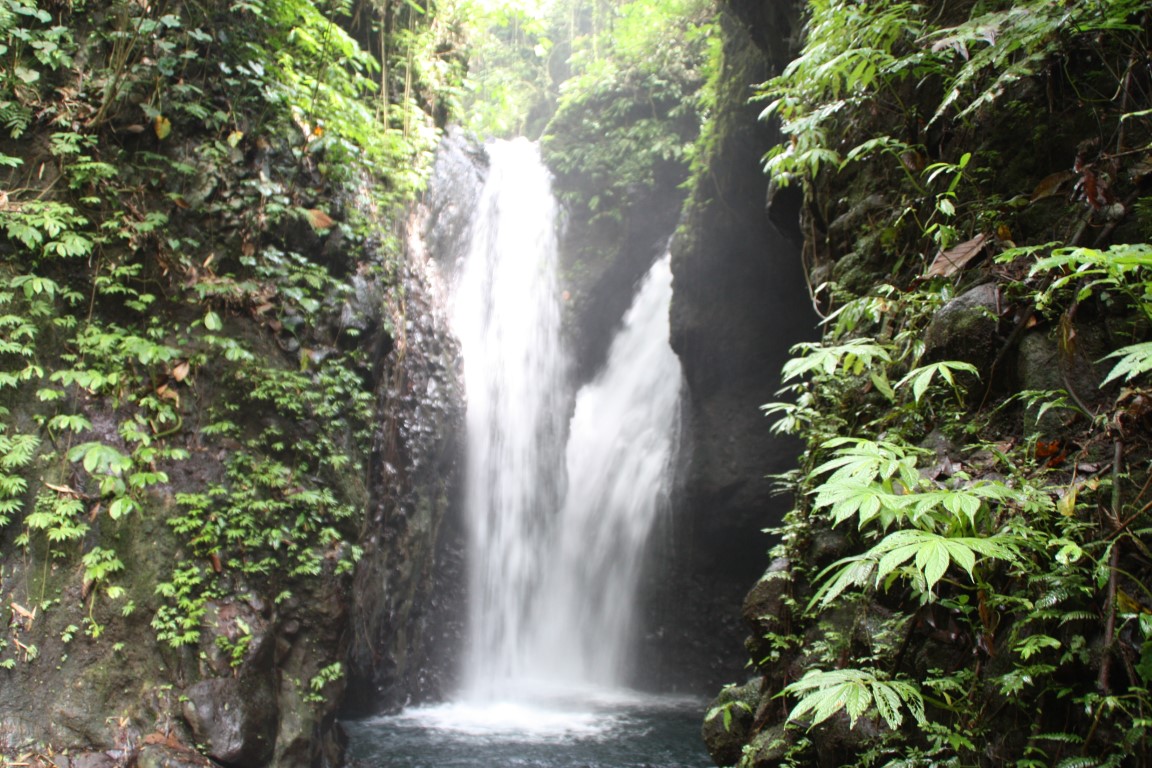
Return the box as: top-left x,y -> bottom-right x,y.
343,130 -> 478,714
660,0 -> 815,691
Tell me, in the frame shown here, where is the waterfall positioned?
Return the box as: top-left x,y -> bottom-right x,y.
524,253 -> 681,688
452,138 -> 682,705
453,138 -> 569,697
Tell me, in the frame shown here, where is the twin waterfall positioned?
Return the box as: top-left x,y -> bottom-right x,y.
452,139 -> 683,705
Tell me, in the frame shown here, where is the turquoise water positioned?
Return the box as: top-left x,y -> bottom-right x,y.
344,691 -> 712,768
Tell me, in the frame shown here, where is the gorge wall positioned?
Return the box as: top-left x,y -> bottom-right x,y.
662,0 -> 814,689
0,0 -> 466,765
700,2 -> 1152,766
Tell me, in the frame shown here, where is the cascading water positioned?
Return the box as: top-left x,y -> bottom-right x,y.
524,253 -> 681,689
452,138 -> 570,698
454,138 -> 682,702
346,138 -> 707,767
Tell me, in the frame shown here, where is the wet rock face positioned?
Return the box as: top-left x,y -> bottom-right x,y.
343,130 -> 470,715
183,676 -> 277,766
701,679 -> 761,766
556,186 -> 686,383
923,282 -> 1002,371
741,558 -> 792,667
181,598 -> 278,765
423,127 -> 487,274
657,3 -> 816,692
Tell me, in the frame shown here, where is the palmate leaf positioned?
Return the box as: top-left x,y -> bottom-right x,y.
812,478 -> 909,528
811,528 -> 1020,608
781,338 -> 892,382
810,437 -> 923,489
895,360 -> 980,404
784,668 -> 926,730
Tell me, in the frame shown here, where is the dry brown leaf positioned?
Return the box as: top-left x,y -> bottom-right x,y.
304,208 -> 336,230
156,384 -> 180,405
1030,170 -> 1076,202
44,482 -> 78,496
143,731 -> 184,748
10,602 -> 35,621
925,233 -> 987,278
171,361 -> 190,382
900,150 -> 926,173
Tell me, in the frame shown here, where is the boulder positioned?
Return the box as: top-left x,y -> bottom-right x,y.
923,282 -> 1002,373
701,679 -> 761,766
181,675 -> 277,767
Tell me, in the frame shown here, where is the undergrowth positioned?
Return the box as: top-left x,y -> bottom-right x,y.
725,1 -> 1152,766
0,0 -> 459,686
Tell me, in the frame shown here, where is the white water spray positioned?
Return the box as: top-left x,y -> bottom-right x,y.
451,138 -> 682,712
453,139 -> 568,698
524,253 -> 681,688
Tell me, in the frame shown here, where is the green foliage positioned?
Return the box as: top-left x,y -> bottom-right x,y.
758,0 -> 924,183
759,0 -> 1147,186
812,528 -> 1020,609
534,0 -> 715,217
305,661 -> 344,703
744,19 -> 1152,737
459,0 -> 555,137
0,0 -> 449,670
782,339 -> 893,381
895,361 -> 978,405
152,563 -> 215,648
705,691 -> 752,733
922,1 -> 1146,126
1103,342 -> 1152,385
784,667 -> 926,731
1018,242 -> 1152,386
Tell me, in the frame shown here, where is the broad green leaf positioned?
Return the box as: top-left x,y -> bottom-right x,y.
895,361 -> 979,404
784,668 -> 925,730
915,538 -> 951,590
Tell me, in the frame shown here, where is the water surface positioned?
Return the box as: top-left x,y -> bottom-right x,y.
345,691 -> 712,768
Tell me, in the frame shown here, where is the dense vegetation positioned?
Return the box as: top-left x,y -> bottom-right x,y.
459,0 -> 714,220
0,0 -> 462,759
706,1 -> 1152,766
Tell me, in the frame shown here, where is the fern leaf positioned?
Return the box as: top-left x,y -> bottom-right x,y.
1101,341 -> 1152,385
